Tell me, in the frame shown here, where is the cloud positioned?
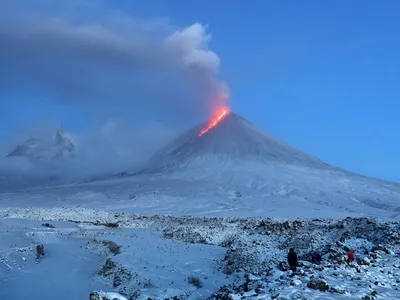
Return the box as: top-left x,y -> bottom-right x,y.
0,3 -> 228,121
0,122 -> 180,191
0,1 -> 229,189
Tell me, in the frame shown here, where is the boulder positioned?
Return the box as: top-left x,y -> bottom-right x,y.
360,257 -> 371,265
36,244 -> 45,259
307,279 -> 329,291
329,285 -> 347,294
290,279 -> 302,286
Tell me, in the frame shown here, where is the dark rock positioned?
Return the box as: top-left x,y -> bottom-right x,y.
90,291 -> 106,300
102,222 -> 119,228
371,245 -> 391,254
101,240 -> 121,255
97,259 -> 132,288
98,259 -> 117,276
329,286 -> 347,294
307,279 -> 329,291
88,239 -> 121,255
41,223 -> 55,228
36,244 -> 45,258
187,275 -> 203,288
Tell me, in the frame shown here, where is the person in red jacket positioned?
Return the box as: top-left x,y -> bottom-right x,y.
347,250 -> 355,264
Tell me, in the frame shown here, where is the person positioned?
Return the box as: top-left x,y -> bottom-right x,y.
347,250 -> 355,264
287,248 -> 298,272
312,252 -> 322,265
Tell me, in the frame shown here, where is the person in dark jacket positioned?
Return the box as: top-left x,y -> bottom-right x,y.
287,248 -> 298,271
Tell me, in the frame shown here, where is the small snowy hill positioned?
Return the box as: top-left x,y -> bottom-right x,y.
6,127 -> 76,161
146,112 -> 333,173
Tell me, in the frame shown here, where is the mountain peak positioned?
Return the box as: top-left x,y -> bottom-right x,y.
144,111 -> 332,174
6,127 -> 76,161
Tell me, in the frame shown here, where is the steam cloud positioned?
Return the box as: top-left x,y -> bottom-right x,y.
0,1 -> 229,188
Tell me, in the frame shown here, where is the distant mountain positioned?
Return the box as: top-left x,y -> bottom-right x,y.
0,127 -> 77,192
6,127 -> 76,161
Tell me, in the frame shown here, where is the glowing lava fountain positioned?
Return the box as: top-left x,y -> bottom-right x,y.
199,106 -> 231,136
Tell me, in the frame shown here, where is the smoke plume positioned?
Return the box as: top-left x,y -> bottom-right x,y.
0,0 -> 229,189
0,4 -> 228,119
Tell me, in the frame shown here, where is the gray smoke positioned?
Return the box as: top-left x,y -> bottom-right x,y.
0,9 -> 229,120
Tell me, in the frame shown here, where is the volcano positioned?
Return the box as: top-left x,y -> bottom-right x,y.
145,112 -> 334,173
136,112 -> 400,218
2,112 -> 399,220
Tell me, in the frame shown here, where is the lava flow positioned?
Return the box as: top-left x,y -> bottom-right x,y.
199,106 -> 230,136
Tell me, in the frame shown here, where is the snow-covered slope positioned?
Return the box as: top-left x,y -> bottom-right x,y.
1,112 -> 399,219
145,112 -> 333,173
109,111 -> 400,219
1,113 -> 400,299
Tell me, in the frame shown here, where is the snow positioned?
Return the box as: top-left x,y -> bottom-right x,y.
0,219 -> 108,299
1,206 -> 400,299
0,167 -> 398,220
1,112 -> 400,220
1,112 -> 400,299
91,291 -> 128,299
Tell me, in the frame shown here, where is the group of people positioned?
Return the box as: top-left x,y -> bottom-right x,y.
287,248 -> 356,271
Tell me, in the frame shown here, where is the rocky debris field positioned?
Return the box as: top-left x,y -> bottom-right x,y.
1,207 -> 400,299
160,216 -> 400,299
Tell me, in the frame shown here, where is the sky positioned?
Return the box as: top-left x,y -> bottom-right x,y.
0,0 -> 399,182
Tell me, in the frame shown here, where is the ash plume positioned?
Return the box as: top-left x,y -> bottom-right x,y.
0,1 -> 229,121
0,1 -> 231,188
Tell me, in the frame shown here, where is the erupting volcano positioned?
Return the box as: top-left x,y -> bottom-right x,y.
199,106 -> 230,137
145,110 -> 333,174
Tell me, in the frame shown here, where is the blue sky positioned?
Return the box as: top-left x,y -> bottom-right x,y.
1,0 -> 399,181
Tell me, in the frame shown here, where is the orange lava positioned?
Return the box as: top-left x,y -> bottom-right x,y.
199,106 -> 230,136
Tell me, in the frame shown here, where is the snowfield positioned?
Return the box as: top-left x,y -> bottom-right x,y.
1,206 -> 400,299
2,113 -> 400,299
2,112 -> 400,221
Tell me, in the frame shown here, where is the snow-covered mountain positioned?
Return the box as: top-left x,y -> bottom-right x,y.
0,127 -> 77,191
1,112 -> 400,219
122,111 -> 400,219
145,112 -> 334,173
1,113 -> 400,300
6,127 -> 76,161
